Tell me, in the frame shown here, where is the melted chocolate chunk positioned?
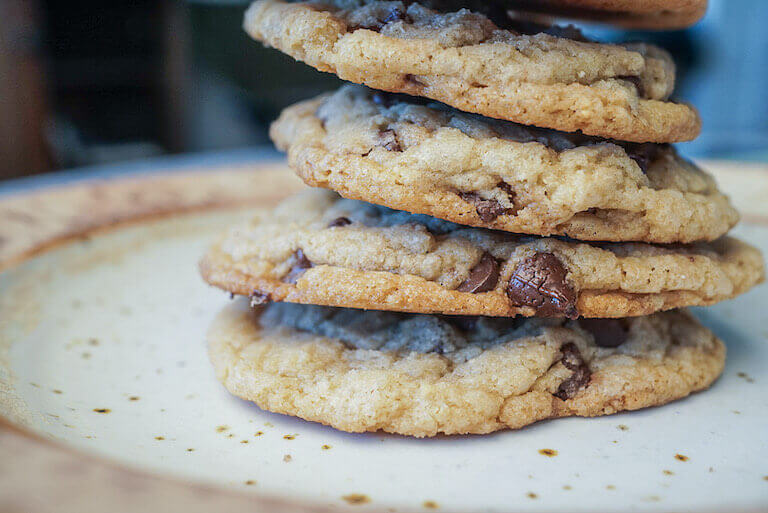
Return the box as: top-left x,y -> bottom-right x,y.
457,252 -> 500,293
507,253 -> 578,318
404,74 -> 426,88
328,216 -> 352,227
497,181 -> 521,215
459,192 -> 508,222
250,290 -> 271,307
554,342 -> 591,400
283,249 -> 313,284
578,318 -> 628,348
623,142 -> 664,173
378,129 -> 402,152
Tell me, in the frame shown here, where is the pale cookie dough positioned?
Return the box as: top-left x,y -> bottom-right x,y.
208,301 -> 725,436
272,86 -> 735,242
199,189 -> 765,318
504,0 -> 707,30
244,0 -> 700,142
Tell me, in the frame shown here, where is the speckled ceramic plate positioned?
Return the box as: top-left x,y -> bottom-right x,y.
1,159 -> 767,513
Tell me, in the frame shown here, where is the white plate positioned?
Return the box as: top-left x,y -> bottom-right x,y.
1,163 -> 767,512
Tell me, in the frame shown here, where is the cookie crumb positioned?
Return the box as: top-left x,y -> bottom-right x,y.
245,480 -> 256,486
617,424 -> 629,431
663,470 -> 674,476
606,485 -> 615,490
186,448 -> 195,452
342,494 -> 370,505
675,454 -> 689,462
155,436 -> 165,441
254,431 -> 264,437
562,485 -> 572,490
322,444 -> 332,450
216,425 -> 229,433
283,454 -> 292,462
526,492 -> 538,499
538,448 -> 557,457
128,396 -> 140,401
283,434 -> 297,440
93,408 -> 110,414
52,389 -> 63,395
422,500 -> 438,509
241,440 -> 249,444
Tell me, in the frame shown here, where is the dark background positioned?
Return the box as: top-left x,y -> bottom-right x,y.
1,0 -> 767,181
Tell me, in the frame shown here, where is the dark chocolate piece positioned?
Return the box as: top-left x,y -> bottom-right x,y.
328,216 -> 352,228
283,249 -> 313,284
457,252 -> 500,293
554,342 -> 591,400
507,252 -> 578,318
578,318 -> 628,348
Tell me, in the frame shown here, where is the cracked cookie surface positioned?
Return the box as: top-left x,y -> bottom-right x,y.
272,86 -> 735,242
199,189 -> 765,318
208,301 -> 725,436
244,0 -> 700,142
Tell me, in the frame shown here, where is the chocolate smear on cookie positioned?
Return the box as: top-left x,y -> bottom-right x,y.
283,249 -> 313,284
328,216 -> 352,227
250,290 -> 272,307
507,253 -> 578,318
623,142 -> 665,173
378,129 -> 402,152
459,192 -> 508,222
578,318 -> 628,348
554,342 -> 591,400
457,252 -> 499,293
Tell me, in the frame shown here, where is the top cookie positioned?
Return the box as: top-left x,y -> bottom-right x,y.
503,0 -> 707,30
244,0 -> 701,142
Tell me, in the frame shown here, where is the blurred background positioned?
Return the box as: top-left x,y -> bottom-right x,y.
1,0 -> 767,181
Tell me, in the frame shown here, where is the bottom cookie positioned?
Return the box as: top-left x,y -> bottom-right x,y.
208,301 -> 725,437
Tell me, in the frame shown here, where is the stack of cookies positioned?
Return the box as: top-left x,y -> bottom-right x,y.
200,0 -> 765,437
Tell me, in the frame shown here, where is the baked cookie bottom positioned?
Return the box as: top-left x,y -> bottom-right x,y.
208,301 -> 725,437
504,0 -> 707,30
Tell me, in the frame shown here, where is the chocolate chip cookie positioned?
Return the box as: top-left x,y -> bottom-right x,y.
208,301 -> 725,436
272,86 -> 735,243
199,189 -> 765,318
244,0 -> 700,142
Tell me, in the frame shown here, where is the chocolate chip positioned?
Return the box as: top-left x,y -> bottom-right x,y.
249,290 -> 271,307
328,217 -> 352,228
578,318 -> 628,348
459,192 -> 508,222
507,253 -> 578,318
623,142 -> 663,173
618,75 -> 645,98
554,342 -> 591,400
378,129 -> 402,152
283,249 -> 313,284
404,74 -> 425,88
457,252 -> 500,293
